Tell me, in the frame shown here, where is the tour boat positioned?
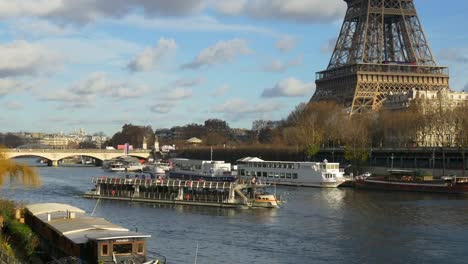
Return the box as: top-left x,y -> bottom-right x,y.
84,177 -> 281,209
237,157 -> 346,188
104,160 -> 146,172
24,203 -> 166,264
167,158 -> 236,182
252,194 -> 280,208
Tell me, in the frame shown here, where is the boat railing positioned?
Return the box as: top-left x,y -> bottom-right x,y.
92,177 -> 234,189
145,250 -> 167,264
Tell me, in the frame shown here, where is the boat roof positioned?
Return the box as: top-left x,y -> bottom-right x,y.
27,203 -> 86,215
237,157 -> 339,165
26,203 -> 150,244
237,157 -> 265,162
170,158 -> 229,164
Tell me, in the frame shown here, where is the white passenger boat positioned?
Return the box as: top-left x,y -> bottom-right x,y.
167,158 -> 236,182
237,157 -> 346,188
103,159 -> 146,172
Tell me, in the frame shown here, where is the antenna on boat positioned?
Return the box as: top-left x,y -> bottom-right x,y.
194,242 -> 199,264
91,197 -> 100,216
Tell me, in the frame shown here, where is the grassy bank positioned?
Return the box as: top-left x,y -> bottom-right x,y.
0,199 -> 39,263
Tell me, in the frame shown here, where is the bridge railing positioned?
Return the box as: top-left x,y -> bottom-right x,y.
7,149 -> 151,153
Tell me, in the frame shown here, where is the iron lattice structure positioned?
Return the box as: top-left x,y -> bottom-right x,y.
311,0 -> 449,114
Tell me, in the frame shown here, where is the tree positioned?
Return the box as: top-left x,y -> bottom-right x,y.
204,119 -> 229,132
343,115 -> 372,174
110,124 -> 155,148
79,141 -> 97,149
258,127 -> 274,144
0,146 -> 41,187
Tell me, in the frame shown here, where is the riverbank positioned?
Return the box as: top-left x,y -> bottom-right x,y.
0,199 -> 39,263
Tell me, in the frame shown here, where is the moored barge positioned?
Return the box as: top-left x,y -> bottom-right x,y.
355,170 -> 468,194
84,177 -> 281,209
24,203 -> 166,264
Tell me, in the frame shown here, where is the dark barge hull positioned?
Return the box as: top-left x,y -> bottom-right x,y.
355,179 -> 468,194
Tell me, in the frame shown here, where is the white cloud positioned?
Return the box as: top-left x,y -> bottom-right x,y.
215,0 -> 346,23
11,18 -> 75,38
439,48 -> 468,63
163,88 -> 193,101
213,98 -> 282,121
150,102 -> 174,114
170,77 -> 204,88
321,37 -> 337,54
215,0 -> 247,15
0,78 -> 28,97
182,38 -> 251,69
128,38 -> 178,72
0,40 -> 61,77
261,77 -> 315,98
5,100 -> 24,110
212,84 -> 231,96
0,0 -> 207,24
276,36 -> 297,53
263,56 -> 303,73
112,15 -> 276,36
40,72 -> 150,107
38,35 -> 142,67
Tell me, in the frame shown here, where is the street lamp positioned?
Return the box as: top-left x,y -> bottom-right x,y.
391,153 -> 395,170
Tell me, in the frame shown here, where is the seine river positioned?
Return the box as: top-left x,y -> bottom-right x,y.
3,160 -> 468,264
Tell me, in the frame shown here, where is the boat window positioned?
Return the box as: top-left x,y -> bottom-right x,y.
268,172 -> 274,178
286,173 -> 292,179
280,173 -> 285,178
113,243 -> 133,255
262,172 -> 267,177
293,173 -> 298,179
137,242 -> 144,254
257,172 -> 262,177
262,163 -> 266,168
101,243 -> 109,256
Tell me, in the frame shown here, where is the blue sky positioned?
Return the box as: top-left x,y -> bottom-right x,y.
0,0 -> 466,135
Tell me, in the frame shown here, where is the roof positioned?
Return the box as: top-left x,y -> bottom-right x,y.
237,157 -> 265,162
186,137 -> 202,143
26,203 -> 150,244
26,203 -> 85,216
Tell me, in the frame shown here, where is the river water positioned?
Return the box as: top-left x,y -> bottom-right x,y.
2,160 -> 468,264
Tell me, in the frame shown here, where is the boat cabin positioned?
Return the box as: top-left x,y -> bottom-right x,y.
24,203 -> 158,264
169,158 -> 231,176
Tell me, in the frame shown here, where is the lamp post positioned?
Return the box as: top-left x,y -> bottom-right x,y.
391,153 -> 394,170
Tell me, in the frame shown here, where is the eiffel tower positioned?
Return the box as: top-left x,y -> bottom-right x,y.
311,0 -> 449,114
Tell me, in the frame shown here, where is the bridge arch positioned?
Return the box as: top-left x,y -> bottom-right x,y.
4,149 -> 152,167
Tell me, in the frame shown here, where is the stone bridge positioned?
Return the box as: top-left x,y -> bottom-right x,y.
4,149 -> 152,167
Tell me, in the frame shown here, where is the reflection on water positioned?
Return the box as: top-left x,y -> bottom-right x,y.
2,162 -> 468,264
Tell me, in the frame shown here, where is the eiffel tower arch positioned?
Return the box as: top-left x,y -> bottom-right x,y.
311,0 -> 450,114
